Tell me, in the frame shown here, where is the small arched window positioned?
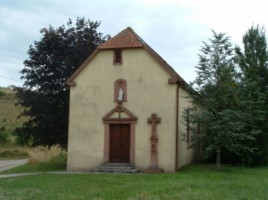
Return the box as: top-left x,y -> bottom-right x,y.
114,79 -> 127,102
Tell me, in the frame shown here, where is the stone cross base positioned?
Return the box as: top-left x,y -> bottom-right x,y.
143,167 -> 163,174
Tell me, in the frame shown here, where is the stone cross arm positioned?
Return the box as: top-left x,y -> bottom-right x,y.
148,114 -> 161,124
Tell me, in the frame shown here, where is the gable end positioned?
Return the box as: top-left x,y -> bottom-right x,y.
66,27 -> 187,87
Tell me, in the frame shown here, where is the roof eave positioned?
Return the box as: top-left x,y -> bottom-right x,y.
142,44 -> 187,85
66,49 -> 100,86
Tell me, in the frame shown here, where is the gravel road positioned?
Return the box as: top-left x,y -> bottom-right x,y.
0,159 -> 28,172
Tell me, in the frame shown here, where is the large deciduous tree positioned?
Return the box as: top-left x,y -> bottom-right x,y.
235,25 -> 268,164
185,31 -> 264,169
14,18 -> 109,149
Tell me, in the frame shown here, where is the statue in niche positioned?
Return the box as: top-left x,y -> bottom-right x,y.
118,88 -> 124,101
114,79 -> 127,102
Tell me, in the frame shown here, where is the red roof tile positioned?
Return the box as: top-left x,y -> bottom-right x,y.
98,27 -> 144,49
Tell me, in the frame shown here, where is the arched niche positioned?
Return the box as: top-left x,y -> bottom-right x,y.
114,79 -> 127,102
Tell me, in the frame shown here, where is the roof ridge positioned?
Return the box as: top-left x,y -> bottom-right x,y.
98,27 -> 144,49
126,27 -> 146,45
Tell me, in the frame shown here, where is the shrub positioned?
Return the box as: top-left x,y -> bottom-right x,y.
27,146 -> 65,164
0,127 -> 9,144
0,90 -> 5,98
12,128 -> 32,146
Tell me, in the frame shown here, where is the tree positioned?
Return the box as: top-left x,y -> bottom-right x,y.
235,26 -> 268,88
14,18 -> 109,149
235,25 -> 268,164
185,31 -> 264,169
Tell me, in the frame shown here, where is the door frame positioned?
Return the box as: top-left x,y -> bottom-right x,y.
103,120 -> 136,164
103,104 -> 137,164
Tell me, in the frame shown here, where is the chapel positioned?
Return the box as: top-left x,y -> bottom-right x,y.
67,27 -> 199,172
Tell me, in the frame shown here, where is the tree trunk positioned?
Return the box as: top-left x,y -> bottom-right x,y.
216,147 -> 221,170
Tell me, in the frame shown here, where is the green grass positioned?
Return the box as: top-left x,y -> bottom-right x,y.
0,163 -> 267,200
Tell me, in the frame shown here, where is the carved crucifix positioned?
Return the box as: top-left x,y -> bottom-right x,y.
146,113 -> 162,172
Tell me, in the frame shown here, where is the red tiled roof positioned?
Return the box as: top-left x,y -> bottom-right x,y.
98,27 -> 144,49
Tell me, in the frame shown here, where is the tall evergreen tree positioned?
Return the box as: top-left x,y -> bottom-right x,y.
236,25 -> 268,164
235,25 -> 268,90
14,18 -> 109,149
185,31 -> 264,169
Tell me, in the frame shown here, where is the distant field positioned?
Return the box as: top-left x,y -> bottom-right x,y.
0,87 -> 26,142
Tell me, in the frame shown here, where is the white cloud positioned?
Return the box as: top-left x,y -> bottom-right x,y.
1,0 -> 268,86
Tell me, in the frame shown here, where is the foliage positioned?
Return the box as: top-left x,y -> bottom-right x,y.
184,30 -> 264,168
0,87 -> 27,145
0,145 -> 28,159
235,25 -> 268,89
14,18 -> 109,149
12,128 -> 33,146
1,164 -> 268,199
0,126 -> 9,144
0,90 -> 5,98
235,25 -> 268,165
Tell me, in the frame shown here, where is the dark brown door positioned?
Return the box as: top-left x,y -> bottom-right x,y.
109,124 -> 130,163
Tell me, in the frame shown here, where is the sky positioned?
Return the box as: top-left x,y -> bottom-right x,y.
1,0 -> 268,87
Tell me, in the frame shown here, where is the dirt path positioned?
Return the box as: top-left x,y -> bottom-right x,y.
0,159 -> 28,172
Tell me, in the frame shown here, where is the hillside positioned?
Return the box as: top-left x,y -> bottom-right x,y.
0,87 -> 25,141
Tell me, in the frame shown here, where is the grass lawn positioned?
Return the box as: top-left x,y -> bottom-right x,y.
0,163 -> 267,200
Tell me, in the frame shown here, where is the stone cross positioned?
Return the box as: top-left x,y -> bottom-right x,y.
147,113 -> 162,171
117,106 -> 123,118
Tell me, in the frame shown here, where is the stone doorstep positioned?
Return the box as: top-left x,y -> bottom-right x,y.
91,163 -> 140,174
100,163 -> 134,169
102,163 -> 134,167
91,169 -> 139,174
142,167 -> 163,174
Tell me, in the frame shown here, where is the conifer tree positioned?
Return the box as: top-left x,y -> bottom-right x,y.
185,31 -> 264,169
236,25 -> 268,164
